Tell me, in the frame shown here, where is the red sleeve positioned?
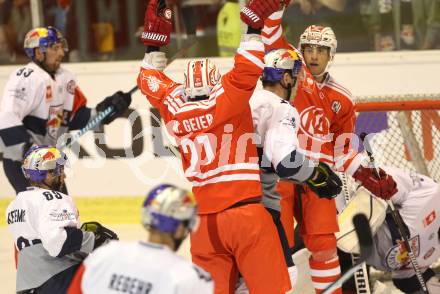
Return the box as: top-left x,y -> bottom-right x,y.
217,38 -> 265,117
137,66 -> 183,124
67,263 -> 85,294
262,10 -> 294,51
71,87 -> 88,116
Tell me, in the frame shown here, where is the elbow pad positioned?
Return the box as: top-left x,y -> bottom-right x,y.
275,150 -> 314,183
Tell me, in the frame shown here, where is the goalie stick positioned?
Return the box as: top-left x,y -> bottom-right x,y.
340,173 -> 372,294
323,213 -> 373,294
360,132 -> 429,294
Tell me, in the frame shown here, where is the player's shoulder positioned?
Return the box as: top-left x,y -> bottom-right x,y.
324,74 -> 353,102
17,187 -> 69,203
250,89 -> 291,109
56,66 -> 76,81
7,62 -> 46,86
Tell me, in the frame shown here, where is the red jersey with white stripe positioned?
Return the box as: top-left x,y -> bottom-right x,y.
137,38 -> 265,214
262,11 -> 364,175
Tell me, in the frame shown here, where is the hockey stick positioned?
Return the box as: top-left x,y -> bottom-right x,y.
360,132 -> 429,294
60,0 -> 195,151
323,213 -> 373,294
61,39 -> 197,151
340,173 -> 372,294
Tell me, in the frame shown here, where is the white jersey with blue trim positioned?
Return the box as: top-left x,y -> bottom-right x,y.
249,89 -> 313,211
0,61 -> 94,162
365,166 -> 440,279
6,186 -> 94,291
78,241 -> 214,294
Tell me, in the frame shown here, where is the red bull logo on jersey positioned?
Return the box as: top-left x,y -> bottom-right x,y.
47,105 -> 64,139
385,235 -> 420,270
45,85 -> 53,102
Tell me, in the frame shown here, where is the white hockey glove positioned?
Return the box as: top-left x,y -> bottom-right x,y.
143,51 -> 167,71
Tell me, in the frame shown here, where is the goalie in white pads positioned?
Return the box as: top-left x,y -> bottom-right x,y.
6,145 -> 118,294
67,184 -> 213,294
337,166 -> 440,294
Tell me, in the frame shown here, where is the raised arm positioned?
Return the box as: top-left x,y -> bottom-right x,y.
136,0 -> 183,124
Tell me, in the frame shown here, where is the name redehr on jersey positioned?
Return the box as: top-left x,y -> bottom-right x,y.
7,209 -> 26,224
109,273 -> 153,294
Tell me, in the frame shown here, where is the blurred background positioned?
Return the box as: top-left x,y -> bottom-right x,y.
1,0 -> 440,65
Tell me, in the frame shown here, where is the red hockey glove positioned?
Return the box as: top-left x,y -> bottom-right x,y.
353,166 -> 398,200
240,0 -> 283,29
141,0 -> 172,47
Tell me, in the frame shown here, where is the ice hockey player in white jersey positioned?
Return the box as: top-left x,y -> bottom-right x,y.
238,48 -> 342,292
67,184 -> 213,294
338,166 -> 440,294
0,26 -> 132,194
6,145 -> 118,293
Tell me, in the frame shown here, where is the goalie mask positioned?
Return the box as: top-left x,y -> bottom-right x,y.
142,184 -> 198,236
299,25 -> 337,76
184,59 -> 221,101
22,145 -> 68,184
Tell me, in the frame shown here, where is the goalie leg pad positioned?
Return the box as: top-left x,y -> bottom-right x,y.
336,187 -> 387,254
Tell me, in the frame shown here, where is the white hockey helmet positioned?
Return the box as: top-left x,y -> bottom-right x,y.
299,25 -> 337,60
141,184 -> 198,234
262,49 -> 302,83
184,59 -> 221,100
22,145 -> 68,183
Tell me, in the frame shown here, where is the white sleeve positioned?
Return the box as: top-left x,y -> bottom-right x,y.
384,166 -> 438,206
264,103 -> 315,182
250,96 -> 272,147
264,103 -> 300,166
36,191 -> 93,257
0,68 -> 45,124
176,265 -> 214,294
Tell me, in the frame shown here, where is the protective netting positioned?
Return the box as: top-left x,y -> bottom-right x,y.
353,95 -> 440,183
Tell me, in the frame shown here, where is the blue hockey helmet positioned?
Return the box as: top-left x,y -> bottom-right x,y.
22,145 -> 68,183
23,26 -> 68,60
141,184 -> 198,234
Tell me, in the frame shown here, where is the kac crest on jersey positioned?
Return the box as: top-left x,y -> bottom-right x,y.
299,106 -> 332,142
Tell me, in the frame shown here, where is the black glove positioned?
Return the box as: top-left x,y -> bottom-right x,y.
306,162 -> 342,199
96,91 -> 132,124
81,221 -> 119,249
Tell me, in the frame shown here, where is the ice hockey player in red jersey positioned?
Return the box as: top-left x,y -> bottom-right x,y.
261,10 -> 398,294
137,0 -> 292,293
68,184 -> 213,294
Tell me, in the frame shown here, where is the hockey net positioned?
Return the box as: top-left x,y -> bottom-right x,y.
353,94 -> 440,182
